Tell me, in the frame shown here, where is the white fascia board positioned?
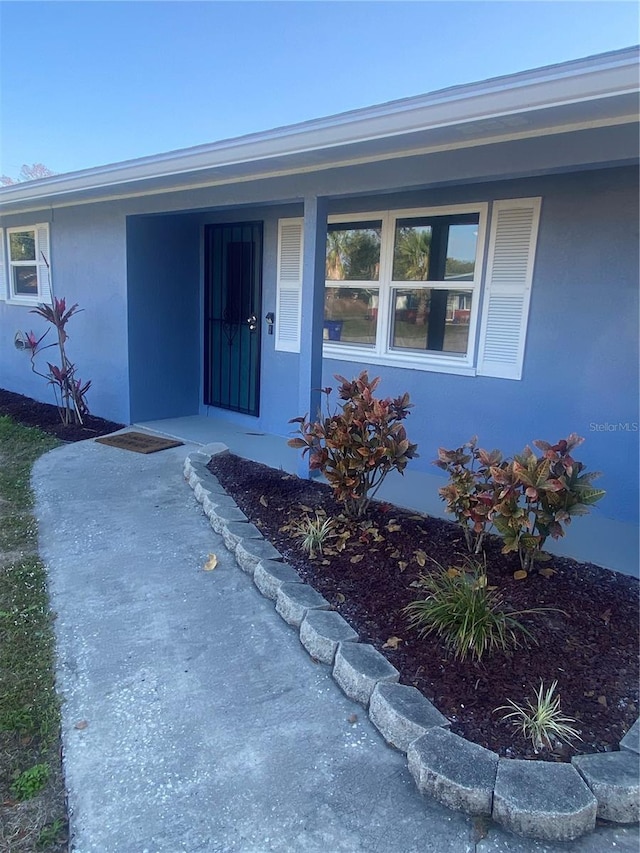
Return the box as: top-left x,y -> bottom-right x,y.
1,47 -> 637,209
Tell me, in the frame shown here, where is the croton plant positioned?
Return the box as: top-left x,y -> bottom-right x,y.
288,371 -> 419,518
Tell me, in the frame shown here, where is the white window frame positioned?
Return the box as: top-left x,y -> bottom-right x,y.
3,223 -> 52,306
323,203 -> 488,376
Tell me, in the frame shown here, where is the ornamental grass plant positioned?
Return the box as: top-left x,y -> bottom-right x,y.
496,680 -> 581,753
405,557 -> 546,662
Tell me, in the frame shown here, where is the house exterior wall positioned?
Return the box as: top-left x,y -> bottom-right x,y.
0,205 -> 130,422
126,215 -> 201,421
318,167 -> 639,529
0,154 -> 636,572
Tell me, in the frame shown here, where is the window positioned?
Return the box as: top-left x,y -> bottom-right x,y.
0,224 -> 52,305
324,221 -> 381,346
321,206 -> 486,372
276,197 -> 541,380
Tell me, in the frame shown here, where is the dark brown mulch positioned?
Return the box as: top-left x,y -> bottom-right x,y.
209,452 -> 639,763
0,388 -> 124,442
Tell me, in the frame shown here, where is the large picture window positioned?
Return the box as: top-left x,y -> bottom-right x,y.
276,197 -> 541,380
322,206 -> 486,370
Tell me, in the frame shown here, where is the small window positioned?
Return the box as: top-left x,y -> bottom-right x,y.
9,231 -> 38,295
4,224 -> 51,305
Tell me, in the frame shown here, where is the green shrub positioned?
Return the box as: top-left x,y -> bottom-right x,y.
288,372 -> 418,518
405,558 -> 540,662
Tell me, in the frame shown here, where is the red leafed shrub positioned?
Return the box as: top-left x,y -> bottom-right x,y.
288,371 -> 418,518
435,434 -> 606,572
27,297 -> 91,425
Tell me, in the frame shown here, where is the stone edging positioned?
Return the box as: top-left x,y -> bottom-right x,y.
184,446 -> 640,842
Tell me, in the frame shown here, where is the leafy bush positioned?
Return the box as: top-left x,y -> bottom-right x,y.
27,296 -> 91,425
11,762 -> 50,800
288,372 -> 418,518
491,435 -> 606,572
435,434 -> 605,572
404,557 -> 537,661
496,680 -> 581,753
434,437 -> 502,554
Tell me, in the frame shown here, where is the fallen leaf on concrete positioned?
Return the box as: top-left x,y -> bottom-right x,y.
348,714 -> 358,724
203,554 -> 218,571
74,720 -> 89,730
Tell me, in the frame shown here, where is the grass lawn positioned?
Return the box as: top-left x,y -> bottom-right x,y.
0,416 -> 67,851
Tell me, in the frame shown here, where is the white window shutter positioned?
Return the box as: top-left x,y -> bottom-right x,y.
275,218 -> 303,352
477,198 -> 541,380
0,229 -> 6,300
36,223 -> 52,303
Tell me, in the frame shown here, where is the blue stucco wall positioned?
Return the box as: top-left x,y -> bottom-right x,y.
0,205 -> 130,422
126,215 -> 201,421
319,168 -> 639,529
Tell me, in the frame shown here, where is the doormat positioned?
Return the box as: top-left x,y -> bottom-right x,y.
95,432 -> 184,454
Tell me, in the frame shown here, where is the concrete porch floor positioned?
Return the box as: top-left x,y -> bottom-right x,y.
134,415 -> 638,578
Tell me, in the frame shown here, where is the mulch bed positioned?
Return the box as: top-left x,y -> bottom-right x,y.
209,452 -> 639,763
0,388 -> 124,442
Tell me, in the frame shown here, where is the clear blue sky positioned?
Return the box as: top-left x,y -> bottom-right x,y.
1,1 -> 638,178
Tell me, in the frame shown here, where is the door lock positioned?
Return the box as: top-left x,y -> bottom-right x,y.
247,314 -> 258,331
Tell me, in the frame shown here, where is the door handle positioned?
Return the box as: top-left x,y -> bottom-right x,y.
246,313 -> 258,331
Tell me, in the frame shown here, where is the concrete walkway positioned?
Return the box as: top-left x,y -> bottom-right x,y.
32,436 -> 639,852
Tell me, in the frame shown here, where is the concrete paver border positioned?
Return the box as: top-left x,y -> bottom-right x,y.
184,447 -> 640,841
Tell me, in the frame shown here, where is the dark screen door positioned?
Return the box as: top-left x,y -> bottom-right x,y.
204,222 -> 262,416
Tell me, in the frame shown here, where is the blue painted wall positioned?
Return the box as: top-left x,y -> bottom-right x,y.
0,204 -> 130,423
126,215 -> 201,421
319,168 -> 639,528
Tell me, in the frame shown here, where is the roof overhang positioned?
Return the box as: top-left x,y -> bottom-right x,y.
1,46 -> 638,215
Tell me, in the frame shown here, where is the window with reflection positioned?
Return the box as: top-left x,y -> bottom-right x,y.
324,286 -> 378,345
9,229 -> 38,295
323,208 -> 482,361
325,222 -> 382,281
392,215 -> 478,282
391,288 -> 473,353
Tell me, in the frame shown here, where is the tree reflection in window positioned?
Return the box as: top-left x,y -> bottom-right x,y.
326,223 -> 381,281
